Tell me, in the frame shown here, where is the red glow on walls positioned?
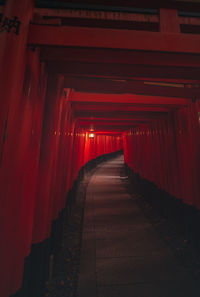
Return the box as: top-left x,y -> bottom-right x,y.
1,2 -> 200,297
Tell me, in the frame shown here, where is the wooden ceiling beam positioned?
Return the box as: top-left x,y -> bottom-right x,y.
33,7 -> 200,27
40,47 -> 200,68
49,62 -> 200,80
63,76 -> 200,98
69,91 -> 189,106
74,111 -> 168,118
72,102 -> 171,112
28,24 -> 200,54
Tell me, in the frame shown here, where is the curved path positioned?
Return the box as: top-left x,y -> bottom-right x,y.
78,155 -> 200,297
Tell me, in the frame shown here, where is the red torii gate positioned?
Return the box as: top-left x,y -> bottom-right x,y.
0,1 -> 200,297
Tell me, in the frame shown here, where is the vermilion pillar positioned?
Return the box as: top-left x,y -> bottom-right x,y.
0,1 -> 34,297
66,119 -> 76,193
0,0 -> 34,165
60,104 -> 74,210
52,100 -> 72,220
32,73 -> 64,245
29,74 -> 64,297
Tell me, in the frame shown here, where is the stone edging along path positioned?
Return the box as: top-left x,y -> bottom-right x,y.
44,166 -> 97,297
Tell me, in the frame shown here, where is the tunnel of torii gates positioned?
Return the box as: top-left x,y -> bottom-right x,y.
1,0 -> 200,296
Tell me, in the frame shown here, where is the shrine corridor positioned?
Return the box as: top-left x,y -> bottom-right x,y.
1,1 -> 200,297
78,155 -> 200,297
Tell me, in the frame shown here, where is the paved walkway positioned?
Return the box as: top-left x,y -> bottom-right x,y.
78,155 -> 200,297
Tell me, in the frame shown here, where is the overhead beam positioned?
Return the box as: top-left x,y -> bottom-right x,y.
68,74 -> 200,84
34,7 -> 200,26
64,76 -> 200,98
69,91 -> 189,106
33,0 -> 200,12
72,102 -> 171,113
74,111 -> 168,119
77,117 -> 156,122
40,47 -> 200,68
79,120 -> 148,126
34,8 -> 159,22
50,62 -> 200,80
28,24 -> 200,54
79,119 -> 149,128
78,123 -> 147,131
94,131 -> 122,135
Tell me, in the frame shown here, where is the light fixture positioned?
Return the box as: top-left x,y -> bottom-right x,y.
89,133 -> 95,138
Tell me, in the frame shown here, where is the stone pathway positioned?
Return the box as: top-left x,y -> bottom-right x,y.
78,155 -> 200,297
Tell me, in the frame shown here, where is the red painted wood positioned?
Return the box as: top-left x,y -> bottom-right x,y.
1,2 -> 200,296
32,73 -> 64,243
123,102 -> 200,209
45,0 -> 200,12
28,24 -> 200,53
63,76 -> 200,98
72,102 -> 171,113
159,8 -> 180,33
40,47 -> 200,68
34,7 -> 159,23
0,1 -> 34,296
34,7 -> 200,27
11,48 -> 47,289
69,91 -> 189,106
52,61 -> 200,80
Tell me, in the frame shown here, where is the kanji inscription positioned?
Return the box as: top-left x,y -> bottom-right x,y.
0,16 -> 21,35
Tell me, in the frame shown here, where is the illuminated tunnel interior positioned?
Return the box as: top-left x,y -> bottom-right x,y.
0,0 -> 200,297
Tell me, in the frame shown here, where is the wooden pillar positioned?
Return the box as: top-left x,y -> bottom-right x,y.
29,73 -> 64,297
32,73 -> 64,245
0,0 -> 34,165
0,1 -> 34,297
